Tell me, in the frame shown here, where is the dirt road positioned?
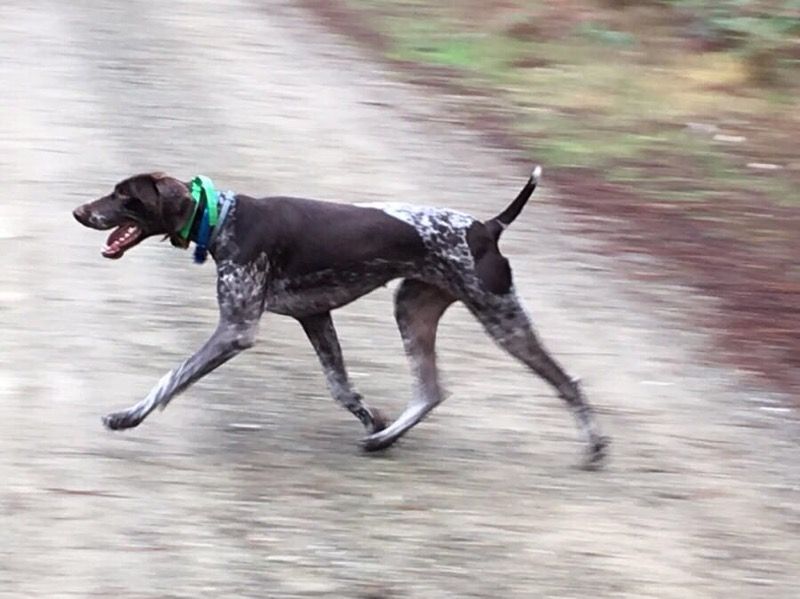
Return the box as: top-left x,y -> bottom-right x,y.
1,1 -> 799,597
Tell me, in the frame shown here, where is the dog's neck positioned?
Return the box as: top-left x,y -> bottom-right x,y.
178,176 -> 235,264
205,190 -> 235,258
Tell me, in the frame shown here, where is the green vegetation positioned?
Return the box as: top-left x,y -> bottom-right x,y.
346,0 -> 799,207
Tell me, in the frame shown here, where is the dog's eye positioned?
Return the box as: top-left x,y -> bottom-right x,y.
123,198 -> 146,214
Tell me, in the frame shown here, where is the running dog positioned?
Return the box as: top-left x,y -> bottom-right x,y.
73,167 -> 608,466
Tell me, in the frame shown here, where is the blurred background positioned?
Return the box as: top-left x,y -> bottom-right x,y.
1,1 -> 799,597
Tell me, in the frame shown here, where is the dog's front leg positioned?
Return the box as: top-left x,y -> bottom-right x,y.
103,320 -> 258,430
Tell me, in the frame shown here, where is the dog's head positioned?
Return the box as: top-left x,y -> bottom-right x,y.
73,173 -> 196,259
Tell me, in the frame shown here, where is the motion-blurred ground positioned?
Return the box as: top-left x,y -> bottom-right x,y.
1,1 -> 799,597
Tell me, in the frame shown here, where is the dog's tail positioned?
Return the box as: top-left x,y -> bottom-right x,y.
485,165 -> 542,241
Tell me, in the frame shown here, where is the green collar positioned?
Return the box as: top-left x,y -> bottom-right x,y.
178,175 -> 219,241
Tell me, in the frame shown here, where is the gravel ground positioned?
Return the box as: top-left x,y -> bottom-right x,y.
1,1 -> 799,597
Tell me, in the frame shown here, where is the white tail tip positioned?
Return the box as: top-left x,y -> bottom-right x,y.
532,165 -> 542,182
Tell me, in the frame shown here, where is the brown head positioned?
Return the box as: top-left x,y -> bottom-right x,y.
73,173 -> 195,259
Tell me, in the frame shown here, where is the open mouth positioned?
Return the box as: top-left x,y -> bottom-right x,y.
102,222 -> 143,259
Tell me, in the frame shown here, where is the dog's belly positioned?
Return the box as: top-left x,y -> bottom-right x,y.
265,262 -> 417,317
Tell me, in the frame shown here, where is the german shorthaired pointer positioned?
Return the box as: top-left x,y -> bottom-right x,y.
73,168 -> 608,466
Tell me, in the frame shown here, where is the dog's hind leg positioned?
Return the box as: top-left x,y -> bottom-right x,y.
464,289 -> 608,468
300,312 -> 387,435
362,279 -> 455,452
102,319 -> 259,430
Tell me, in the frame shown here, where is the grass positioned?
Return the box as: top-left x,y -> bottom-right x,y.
343,0 -> 800,209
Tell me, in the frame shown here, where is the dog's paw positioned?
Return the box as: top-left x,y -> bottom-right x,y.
360,430 -> 397,453
102,410 -> 139,431
581,436 -> 610,471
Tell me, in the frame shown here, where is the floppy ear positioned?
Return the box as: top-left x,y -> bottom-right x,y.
150,174 -> 195,238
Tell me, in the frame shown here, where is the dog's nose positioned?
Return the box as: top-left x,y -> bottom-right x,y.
73,206 -> 89,224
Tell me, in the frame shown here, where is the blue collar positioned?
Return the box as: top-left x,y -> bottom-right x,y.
191,190 -> 235,264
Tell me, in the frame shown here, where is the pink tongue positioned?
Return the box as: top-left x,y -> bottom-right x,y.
107,224 -> 130,246
103,224 -> 139,255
